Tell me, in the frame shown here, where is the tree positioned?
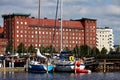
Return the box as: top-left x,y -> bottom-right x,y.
45,45 -> 56,53
28,44 -> 36,53
109,48 -> 114,54
39,45 -> 45,53
5,42 -> 13,54
101,47 -> 107,54
91,47 -> 100,56
116,46 -> 120,53
73,45 -> 79,57
17,43 -> 27,53
80,45 -> 91,56
63,46 -> 70,51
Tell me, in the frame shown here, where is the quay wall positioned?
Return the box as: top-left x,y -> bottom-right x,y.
0,67 -> 25,72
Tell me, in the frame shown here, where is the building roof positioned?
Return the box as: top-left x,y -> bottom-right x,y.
28,18 -> 83,29
2,13 -> 30,18
74,18 -> 97,21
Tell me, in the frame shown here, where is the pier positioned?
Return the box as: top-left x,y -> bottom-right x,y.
97,59 -> 120,72
85,58 -> 120,72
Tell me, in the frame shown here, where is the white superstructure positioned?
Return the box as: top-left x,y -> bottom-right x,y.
96,27 -> 114,53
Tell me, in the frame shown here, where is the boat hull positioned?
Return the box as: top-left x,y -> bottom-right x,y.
28,64 -> 53,73
55,64 -> 74,72
75,68 -> 91,73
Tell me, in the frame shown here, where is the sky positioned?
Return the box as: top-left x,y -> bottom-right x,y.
0,0 -> 120,44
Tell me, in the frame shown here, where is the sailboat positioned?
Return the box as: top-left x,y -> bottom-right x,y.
53,0 -> 75,72
28,0 -> 54,73
54,0 -> 91,73
28,49 -> 53,73
54,51 -> 75,72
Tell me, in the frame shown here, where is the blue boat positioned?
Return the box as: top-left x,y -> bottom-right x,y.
28,49 -> 54,73
28,61 -> 54,73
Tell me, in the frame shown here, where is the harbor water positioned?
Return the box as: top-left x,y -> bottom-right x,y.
0,72 -> 120,80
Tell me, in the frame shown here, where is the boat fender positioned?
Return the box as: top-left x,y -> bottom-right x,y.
69,56 -> 74,61
75,61 -> 80,67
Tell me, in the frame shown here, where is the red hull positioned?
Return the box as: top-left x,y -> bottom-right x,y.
75,68 -> 91,73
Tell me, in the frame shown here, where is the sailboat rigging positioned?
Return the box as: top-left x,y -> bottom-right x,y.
60,0 -> 63,52
28,0 -> 54,73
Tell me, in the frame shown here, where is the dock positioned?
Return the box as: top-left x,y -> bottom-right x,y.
85,58 -> 120,72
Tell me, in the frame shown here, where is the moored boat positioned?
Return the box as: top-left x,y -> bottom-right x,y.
28,49 -> 54,73
28,60 -> 53,73
75,68 -> 91,73
55,60 -> 74,72
75,58 -> 91,73
54,51 -> 75,72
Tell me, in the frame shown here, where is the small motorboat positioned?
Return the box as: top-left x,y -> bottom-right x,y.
75,59 -> 91,73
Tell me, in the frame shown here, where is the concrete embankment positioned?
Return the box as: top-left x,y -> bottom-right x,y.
0,67 -> 25,72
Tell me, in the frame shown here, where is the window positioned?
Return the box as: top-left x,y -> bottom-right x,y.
21,22 -> 23,24
17,26 -> 19,29
20,30 -> 23,33
17,35 -> 19,37
32,35 -> 34,38
17,30 -> 19,33
21,35 -> 23,38
25,22 -> 27,25
25,31 -> 27,33
17,39 -> 19,42
17,21 -> 19,24
35,31 -> 37,34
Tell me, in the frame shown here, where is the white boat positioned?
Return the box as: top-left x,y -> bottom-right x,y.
53,0 -> 75,72
53,0 -> 91,73
54,50 -> 75,72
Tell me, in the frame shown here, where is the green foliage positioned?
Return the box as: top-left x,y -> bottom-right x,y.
101,47 -> 107,54
5,42 -> 13,54
45,45 -> 56,53
17,43 -> 27,53
28,44 -> 36,53
80,45 -> 91,56
39,45 -> 45,53
63,46 -> 70,52
116,46 -> 120,52
91,47 -> 100,56
6,41 -> 120,59
73,45 -> 80,57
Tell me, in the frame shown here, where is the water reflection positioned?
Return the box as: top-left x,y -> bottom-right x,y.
0,72 -> 120,80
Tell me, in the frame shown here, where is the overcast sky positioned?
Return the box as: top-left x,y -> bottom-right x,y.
0,0 -> 120,44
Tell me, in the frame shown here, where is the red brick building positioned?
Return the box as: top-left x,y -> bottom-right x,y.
0,27 -> 8,54
2,13 -> 96,52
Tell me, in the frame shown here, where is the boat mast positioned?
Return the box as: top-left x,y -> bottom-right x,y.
38,0 -> 40,48
60,0 -> 63,52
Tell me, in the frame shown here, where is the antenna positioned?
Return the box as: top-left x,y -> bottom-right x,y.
60,0 -> 63,51
38,0 -> 40,48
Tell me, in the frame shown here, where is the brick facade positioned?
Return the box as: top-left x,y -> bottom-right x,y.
2,13 -> 96,52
